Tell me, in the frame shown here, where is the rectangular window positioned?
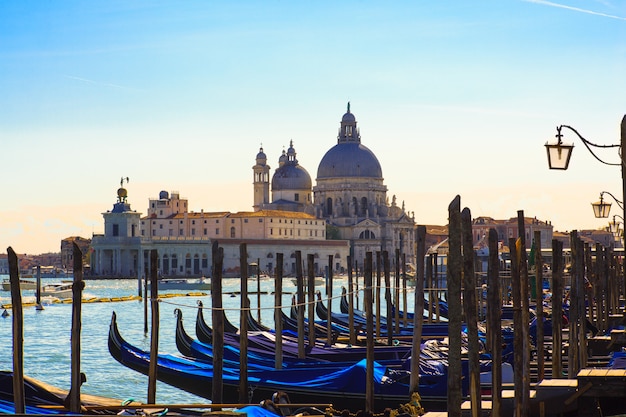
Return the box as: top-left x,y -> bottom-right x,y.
259,218 -> 263,222
159,224 -> 163,229
294,193 -> 299,202
112,224 -> 119,236
244,219 -> 248,223
180,229 -> 183,235
204,228 -> 207,235
192,220 -> 195,225
191,229 -> 196,235
216,228 -> 220,235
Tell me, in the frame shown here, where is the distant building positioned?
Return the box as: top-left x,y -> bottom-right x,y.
0,254 -> 7,275
471,216 -> 553,249
61,236 -> 91,270
90,185 -> 348,278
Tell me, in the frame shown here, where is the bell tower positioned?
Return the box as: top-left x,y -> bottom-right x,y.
253,146 -> 270,211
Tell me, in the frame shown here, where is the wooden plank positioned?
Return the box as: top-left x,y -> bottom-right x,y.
536,379 -> 578,388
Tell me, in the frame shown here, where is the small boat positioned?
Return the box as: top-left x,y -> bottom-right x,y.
291,277 -> 325,287
148,277 -> 211,291
1,278 -> 37,291
40,283 -> 73,299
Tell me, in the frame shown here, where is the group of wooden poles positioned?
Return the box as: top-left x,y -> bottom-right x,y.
5,194 -> 625,416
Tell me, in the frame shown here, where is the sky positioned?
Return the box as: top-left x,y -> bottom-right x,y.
1,0 -> 626,255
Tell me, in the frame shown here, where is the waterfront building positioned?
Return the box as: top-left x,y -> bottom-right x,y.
90,186 -> 347,278
471,216 -> 553,249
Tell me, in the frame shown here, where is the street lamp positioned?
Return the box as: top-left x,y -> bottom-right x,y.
608,215 -> 624,238
545,114 -> 626,302
591,191 -> 624,219
545,126 -> 574,170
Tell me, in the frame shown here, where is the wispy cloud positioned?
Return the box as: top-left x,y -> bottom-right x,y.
524,0 -> 626,21
64,75 -> 144,92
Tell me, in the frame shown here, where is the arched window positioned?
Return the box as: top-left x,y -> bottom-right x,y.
359,230 -> 376,239
326,197 -> 333,216
352,197 -> 358,215
360,197 -> 368,216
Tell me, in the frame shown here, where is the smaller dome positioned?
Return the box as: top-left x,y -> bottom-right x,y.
117,188 -> 128,199
272,164 -> 312,191
159,190 -> 169,199
342,112 -> 356,123
256,147 -> 267,161
278,150 -> 287,166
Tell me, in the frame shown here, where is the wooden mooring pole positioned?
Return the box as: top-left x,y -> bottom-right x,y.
534,230 -> 545,381
410,226 -> 426,394
274,253 -> 283,369
517,210 -> 531,416
348,255 -> 356,345
69,243 -> 85,413
295,251 -> 305,358
147,249 -> 159,404
462,208 -> 481,417
375,251 -> 381,336
211,241 -> 224,406
487,229 -> 502,417
239,244 -> 249,403
383,251 -> 392,347
551,239 -> 564,378
307,254 -> 316,345
447,195 -> 462,417
7,247 -> 25,414
364,252 -> 374,413
326,255 -> 333,346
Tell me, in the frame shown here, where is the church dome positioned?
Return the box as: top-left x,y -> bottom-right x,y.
271,140 -> 312,190
272,164 -> 312,190
316,104 -> 383,179
256,147 -> 267,162
317,142 -> 382,179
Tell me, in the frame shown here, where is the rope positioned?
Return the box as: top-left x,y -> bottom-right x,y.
323,392 -> 425,417
157,286 -> 371,312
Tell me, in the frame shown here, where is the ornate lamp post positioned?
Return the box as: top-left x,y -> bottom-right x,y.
608,215 -> 623,237
545,114 -> 626,299
591,191 -> 624,219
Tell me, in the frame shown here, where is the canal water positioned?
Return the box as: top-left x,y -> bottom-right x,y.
0,275 -> 405,405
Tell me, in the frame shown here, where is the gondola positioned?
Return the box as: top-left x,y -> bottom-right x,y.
0,370 -> 143,414
197,300 -> 238,335
109,311 -> 439,412
176,308 -> 329,367
319,294 -> 449,339
195,302 -> 413,362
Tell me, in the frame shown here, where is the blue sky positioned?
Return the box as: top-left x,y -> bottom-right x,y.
1,0 -> 625,254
